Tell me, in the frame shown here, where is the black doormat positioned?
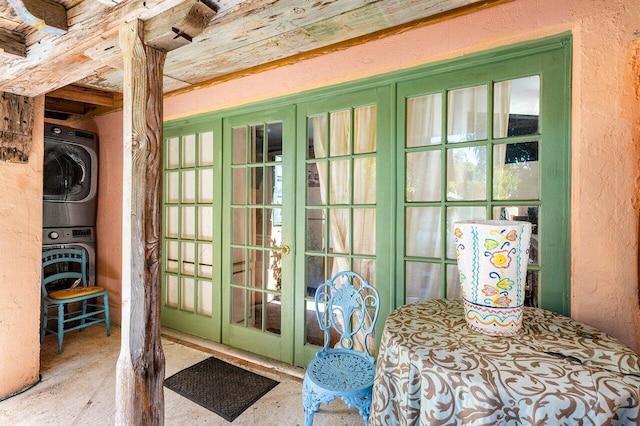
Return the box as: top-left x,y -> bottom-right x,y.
164,357 -> 279,422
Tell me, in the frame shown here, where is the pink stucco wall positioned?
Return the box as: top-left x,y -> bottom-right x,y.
0,97 -> 43,399
89,0 -> 639,352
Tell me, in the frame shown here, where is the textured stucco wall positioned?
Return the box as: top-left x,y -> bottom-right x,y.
88,115 -> 123,325
0,96 -> 44,399
91,0 -> 640,352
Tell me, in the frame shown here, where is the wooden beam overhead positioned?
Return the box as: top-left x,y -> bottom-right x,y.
146,0 -> 219,52
44,96 -> 87,115
0,27 -> 26,58
0,0 -> 191,97
7,0 -> 67,35
47,84 -> 115,107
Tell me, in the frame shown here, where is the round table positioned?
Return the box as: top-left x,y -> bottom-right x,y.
369,298 -> 640,425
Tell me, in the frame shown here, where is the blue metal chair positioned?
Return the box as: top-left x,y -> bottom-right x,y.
302,271 -> 380,425
41,248 -> 110,354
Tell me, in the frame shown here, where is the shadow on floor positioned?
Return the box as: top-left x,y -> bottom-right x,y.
0,325 -> 363,425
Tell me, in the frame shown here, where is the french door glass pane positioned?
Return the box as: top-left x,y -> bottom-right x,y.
199,131 -> 214,166
166,275 -> 178,307
406,151 -> 441,202
181,206 -> 195,239
308,115 -> 327,159
198,243 -> 213,278
182,170 -> 195,203
406,262 -> 441,304
267,122 -> 283,161
166,241 -> 178,272
182,134 -> 196,167
180,277 -> 195,312
167,137 -> 179,169
407,93 -> 442,147
446,264 -> 461,298
166,206 -> 178,238
198,169 -> 213,202
353,158 -> 375,204
198,280 -> 213,316
166,171 -> 179,203
330,110 -> 350,157
232,169 -> 246,204
493,142 -> 539,200
233,128 -> 247,164
494,76 -> 540,139
354,105 -> 377,153
447,85 -> 487,143
405,207 -> 441,257
329,160 -> 350,204
446,146 -> 486,201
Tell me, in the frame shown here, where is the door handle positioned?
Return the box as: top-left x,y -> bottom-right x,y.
271,245 -> 290,256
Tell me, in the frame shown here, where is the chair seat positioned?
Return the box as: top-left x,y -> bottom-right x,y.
48,286 -> 106,300
306,352 -> 375,394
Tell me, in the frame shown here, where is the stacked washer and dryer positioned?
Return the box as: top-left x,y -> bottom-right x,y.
42,123 -> 98,287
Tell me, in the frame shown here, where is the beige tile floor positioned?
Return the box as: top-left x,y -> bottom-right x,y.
0,326 -> 363,425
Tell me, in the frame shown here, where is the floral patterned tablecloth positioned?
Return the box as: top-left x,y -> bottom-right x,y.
369,298 -> 640,425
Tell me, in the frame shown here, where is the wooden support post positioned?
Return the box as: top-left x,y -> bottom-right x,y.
0,92 -> 34,163
116,19 -> 166,425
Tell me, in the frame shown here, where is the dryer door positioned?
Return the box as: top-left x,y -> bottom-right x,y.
43,139 -> 93,202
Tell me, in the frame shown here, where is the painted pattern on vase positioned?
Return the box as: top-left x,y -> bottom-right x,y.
454,220 -> 532,336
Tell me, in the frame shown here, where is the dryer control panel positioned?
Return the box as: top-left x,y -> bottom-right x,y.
43,227 -> 95,245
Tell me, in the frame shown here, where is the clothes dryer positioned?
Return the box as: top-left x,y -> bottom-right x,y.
43,123 -> 98,228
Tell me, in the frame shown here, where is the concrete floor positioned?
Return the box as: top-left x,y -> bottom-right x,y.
0,326 -> 363,425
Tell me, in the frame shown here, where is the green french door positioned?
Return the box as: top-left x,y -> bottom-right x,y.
161,118 -> 222,340
396,43 -> 571,315
221,106 -> 296,362
294,88 -> 392,366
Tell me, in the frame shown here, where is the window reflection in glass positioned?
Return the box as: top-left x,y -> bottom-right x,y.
494,76 -> 540,139
493,142 -> 539,200
446,146 -> 487,201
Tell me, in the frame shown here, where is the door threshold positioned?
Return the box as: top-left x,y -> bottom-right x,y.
161,327 -> 305,381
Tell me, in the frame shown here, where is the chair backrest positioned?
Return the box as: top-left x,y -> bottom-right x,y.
314,271 -> 380,360
42,248 -> 88,296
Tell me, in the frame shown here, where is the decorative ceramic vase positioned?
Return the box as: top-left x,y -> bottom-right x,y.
454,220 -> 532,336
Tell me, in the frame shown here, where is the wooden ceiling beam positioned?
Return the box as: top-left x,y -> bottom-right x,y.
47,84 -> 115,107
146,0 -> 218,52
44,96 -> 87,115
87,0 -> 222,66
0,27 -> 26,58
0,0 -> 192,97
7,0 -> 67,35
